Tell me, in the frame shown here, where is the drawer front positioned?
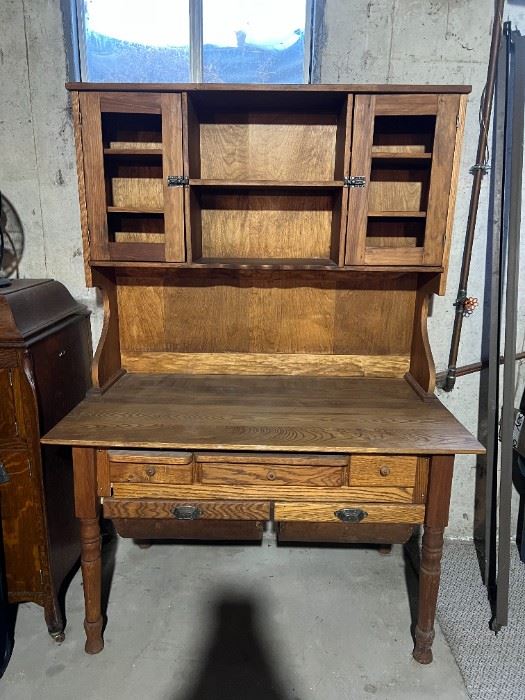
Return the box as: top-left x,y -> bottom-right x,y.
108,450 -> 193,485
274,502 -> 425,524
349,456 -> 417,486
196,452 -> 347,487
110,462 -> 193,484
201,463 -> 344,487
103,498 -> 269,521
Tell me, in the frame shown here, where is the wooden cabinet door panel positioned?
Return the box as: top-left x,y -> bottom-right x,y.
345,93 -> 460,267
79,91 -> 185,263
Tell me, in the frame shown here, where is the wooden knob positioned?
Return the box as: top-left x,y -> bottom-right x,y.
145,467 -> 156,477
267,471 -> 276,481
379,466 -> 390,477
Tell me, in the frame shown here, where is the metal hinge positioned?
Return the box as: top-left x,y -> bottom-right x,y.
8,369 -> 13,387
167,175 -> 189,187
86,227 -> 91,245
39,569 -> 44,586
344,176 -> 367,188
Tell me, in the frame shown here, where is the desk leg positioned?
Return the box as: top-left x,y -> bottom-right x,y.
413,455 -> 454,665
73,448 -> 104,654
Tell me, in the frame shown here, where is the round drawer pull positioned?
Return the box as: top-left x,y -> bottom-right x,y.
145,467 -> 156,477
267,471 -> 276,481
379,466 -> 391,477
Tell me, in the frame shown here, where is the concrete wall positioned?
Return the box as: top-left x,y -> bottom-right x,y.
0,0 -> 523,537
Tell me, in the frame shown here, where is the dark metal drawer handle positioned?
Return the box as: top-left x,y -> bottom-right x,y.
335,508 -> 368,523
171,505 -> 202,520
0,462 -> 10,485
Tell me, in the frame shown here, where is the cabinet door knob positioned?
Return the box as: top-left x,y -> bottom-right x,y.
145,466 -> 156,477
267,471 -> 276,481
58,349 -> 67,358
335,508 -> 368,523
379,466 -> 391,477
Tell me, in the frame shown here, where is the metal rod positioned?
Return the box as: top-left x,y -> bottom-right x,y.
493,26 -> 524,632
435,352 -> 525,385
443,0 -> 505,392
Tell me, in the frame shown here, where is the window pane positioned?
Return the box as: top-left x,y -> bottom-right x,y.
203,0 -> 307,83
81,0 -> 190,82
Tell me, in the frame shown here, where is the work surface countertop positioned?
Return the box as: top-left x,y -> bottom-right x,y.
41,373 -> 484,455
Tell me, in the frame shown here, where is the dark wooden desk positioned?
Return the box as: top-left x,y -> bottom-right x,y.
43,373 -> 483,661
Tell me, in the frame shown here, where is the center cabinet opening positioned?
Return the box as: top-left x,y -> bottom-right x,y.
189,185 -> 343,264
184,91 -> 350,265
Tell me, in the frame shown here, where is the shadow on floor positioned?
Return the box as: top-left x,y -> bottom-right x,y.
174,595 -> 290,700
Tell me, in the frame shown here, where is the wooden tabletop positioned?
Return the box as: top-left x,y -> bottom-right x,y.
41,373 -> 484,455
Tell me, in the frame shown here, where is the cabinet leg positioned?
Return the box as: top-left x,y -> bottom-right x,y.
44,602 -> 65,643
80,516 -> 104,654
412,455 -> 454,665
413,525 -> 444,664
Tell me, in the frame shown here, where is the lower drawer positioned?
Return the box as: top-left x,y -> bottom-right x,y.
103,498 -> 270,521
274,502 -> 425,524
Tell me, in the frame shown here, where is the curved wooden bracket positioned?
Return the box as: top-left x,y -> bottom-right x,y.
409,275 -> 439,394
91,269 -> 125,393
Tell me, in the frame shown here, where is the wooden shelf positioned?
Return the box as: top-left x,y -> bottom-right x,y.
104,148 -> 163,156
89,259 -> 444,273
189,179 -> 345,188
368,211 -> 427,218
107,206 -> 164,214
371,152 -> 432,160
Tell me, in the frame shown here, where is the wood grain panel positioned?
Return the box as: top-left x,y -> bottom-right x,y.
200,463 -> 345,487
162,93 -> 186,262
374,95 -> 438,115
108,450 -> 193,464
199,115 -> 339,181
110,462 -> 193,484
197,190 -> 337,260
117,275 -> 166,352
278,522 -> 414,544
274,502 -> 425,523
79,92 -> 108,260
111,483 -> 415,502
120,352 -> 410,377
41,373 -> 485,455
103,498 -> 270,520
345,94 -> 375,264
439,93 -> 467,294
423,94 -> 460,265
349,455 -> 417,486
194,453 -> 348,465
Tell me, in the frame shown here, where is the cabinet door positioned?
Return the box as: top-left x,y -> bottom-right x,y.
79,92 -> 185,262
345,94 -> 460,266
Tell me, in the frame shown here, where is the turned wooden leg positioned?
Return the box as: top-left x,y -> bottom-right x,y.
413,455 -> 454,665
80,516 -> 104,654
378,544 -> 392,555
73,448 -> 104,654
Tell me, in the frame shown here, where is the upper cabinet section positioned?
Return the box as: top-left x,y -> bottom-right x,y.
79,92 -> 185,262
344,94 -> 461,267
71,85 -> 468,273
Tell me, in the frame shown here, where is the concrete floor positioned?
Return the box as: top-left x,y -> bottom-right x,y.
0,535 -> 467,700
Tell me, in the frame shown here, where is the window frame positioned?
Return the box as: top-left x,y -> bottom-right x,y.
73,0 -> 316,84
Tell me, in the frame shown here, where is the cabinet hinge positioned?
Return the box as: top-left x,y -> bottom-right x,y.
8,368 -> 13,387
39,569 -> 44,586
27,458 -> 32,478
86,227 -> 91,245
344,176 -> 367,188
167,175 -> 189,187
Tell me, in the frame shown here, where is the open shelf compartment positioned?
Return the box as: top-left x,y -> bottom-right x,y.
189,185 -> 344,265
186,91 -> 350,183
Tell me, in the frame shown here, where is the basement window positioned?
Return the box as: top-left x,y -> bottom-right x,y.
76,0 -> 314,83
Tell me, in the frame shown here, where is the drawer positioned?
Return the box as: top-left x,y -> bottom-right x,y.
196,452 -> 347,487
103,498 -> 270,521
349,455 -> 417,487
274,502 -> 425,524
108,450 -> 193,485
